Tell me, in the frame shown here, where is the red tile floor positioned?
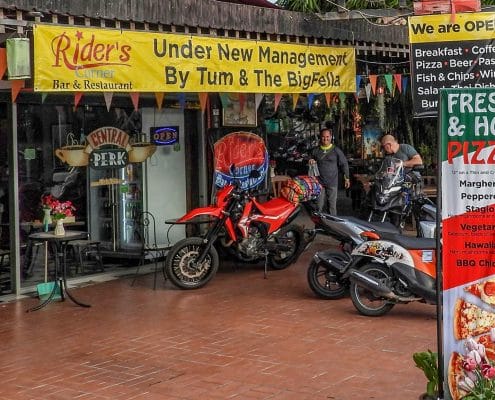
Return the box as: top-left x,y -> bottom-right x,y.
0,235 -> 436,400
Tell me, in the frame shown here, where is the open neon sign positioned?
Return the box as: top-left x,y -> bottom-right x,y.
150,126 -> 179,145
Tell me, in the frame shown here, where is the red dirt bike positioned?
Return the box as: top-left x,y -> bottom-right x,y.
165,169 -> 305,289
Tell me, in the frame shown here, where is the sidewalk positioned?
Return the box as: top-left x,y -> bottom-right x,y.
0,226 -> 437,400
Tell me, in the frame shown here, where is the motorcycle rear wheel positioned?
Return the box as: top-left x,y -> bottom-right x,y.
349,263 -> 395,317
165,237 -> 219,290
268,224 -> 303,270
307,251 -> 349,299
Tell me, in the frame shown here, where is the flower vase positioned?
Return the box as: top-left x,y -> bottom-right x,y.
42,208 -> 52,232
54,219 -> 65,236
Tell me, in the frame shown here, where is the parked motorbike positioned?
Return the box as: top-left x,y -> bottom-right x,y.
164,168 -> 304,290
367,157 -> 436,236
304,210 -> 401,299
347,234 -> 437,316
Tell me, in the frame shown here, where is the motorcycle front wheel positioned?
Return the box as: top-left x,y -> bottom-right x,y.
165,237 -> 219,290
307,251 -> 349,299
349,263 -> 395,317
268,224 -> 303,270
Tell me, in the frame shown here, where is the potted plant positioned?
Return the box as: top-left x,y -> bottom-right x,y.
413,350 -> 439,400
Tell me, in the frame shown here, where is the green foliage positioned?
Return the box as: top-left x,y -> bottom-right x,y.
413,350 -> 439,397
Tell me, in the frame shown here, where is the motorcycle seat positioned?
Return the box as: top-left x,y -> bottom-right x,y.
254,197 -> 295,215
387,235 -> 436,250
344,216 -> 399,234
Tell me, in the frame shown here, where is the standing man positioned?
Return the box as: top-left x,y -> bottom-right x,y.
309,127 -> 350,215
380,134 -> 423,168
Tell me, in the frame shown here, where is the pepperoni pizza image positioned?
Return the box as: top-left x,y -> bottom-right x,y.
465,277 -> 495,306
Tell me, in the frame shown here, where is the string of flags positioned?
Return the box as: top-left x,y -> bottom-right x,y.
3,60 -> 410,111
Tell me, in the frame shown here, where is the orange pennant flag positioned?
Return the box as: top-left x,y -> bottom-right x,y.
155,92 -> 165,110
238,93 -> 246,113
74,92 -> 83,109
292,93 -> 299,110
0,48 -> 6,79
324,93 -> 332,107
393,74 -> 402,93
198,93 -> 208,113
368,75 -> 378,95
274,94 -> 282,111
130,92 -> 140,111
11,80 -> 24,103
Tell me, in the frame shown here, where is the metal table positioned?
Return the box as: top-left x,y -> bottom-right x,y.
26,230 -> 90,312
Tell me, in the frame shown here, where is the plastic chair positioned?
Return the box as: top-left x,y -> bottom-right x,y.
131,211 -> 170,290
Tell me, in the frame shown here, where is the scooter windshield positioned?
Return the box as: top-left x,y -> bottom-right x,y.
375,157 -> 405,189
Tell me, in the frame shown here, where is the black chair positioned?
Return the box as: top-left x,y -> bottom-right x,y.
66,237 -> 104,275
131,211 -> 170,290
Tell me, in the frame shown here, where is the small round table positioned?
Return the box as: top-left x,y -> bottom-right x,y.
26,230 -> 91,312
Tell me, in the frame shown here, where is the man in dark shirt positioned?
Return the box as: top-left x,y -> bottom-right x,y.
380,134 -> 423,168
309,127 -> 350,215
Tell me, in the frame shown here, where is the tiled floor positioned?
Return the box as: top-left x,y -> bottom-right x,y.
0,233 -> 437,400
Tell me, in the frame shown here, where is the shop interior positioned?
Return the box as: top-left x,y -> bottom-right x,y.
0,89 -> 437,296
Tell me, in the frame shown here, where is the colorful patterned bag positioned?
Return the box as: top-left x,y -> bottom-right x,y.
281,175 -> 322,203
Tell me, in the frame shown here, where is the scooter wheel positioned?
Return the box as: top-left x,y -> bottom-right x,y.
307,253 -> 348,299
349,263 -> 395,317
165,237 -> 219,290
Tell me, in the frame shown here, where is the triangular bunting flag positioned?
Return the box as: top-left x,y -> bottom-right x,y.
339,92 -> 346,105
354,93 -> 359,103
104,92 -> 113,111
368,75 -> 378,95
402,76 -> 409,95
74,92 -> 83,109
198,93 -> 208,113
384,74 -> 393,93
356,75 -> 362,96
255,93 -> 263,110
307,93 -> 315,110
274,94 -> 282,111
41,93 -> 48,103
394,74 -> 402,93
11,80 -> 24,103
0,48 -> 6,79
292,93 -> 299,110
155,92 -> 165,110
324,93 -> 331,107
219,93 -> 230,108
178,93 -> 186,109
130,92 -> 140,111
238,93 -> 246,113
365,83 -> 372,103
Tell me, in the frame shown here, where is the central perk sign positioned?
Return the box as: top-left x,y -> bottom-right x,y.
33,24 -> 356,94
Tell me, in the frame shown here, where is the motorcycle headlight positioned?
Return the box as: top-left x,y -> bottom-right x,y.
377,194 -> 388,205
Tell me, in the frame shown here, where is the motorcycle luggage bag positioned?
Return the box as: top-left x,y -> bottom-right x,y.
281,175 -> 321,203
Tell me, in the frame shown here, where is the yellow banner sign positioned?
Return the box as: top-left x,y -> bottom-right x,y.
409,12 -> 495,43
33,24 -> 355,93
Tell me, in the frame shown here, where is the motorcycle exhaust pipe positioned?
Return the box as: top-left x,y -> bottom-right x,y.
349,270 -> 420,302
